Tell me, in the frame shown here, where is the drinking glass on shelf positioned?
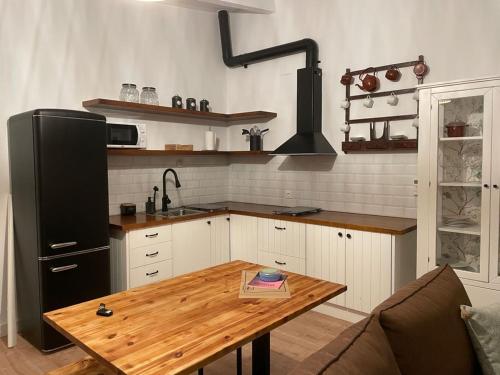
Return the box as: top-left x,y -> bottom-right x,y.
140,87 -> 159,105
119,83 -> 139,103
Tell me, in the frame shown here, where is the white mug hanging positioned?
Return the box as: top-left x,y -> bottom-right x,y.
387,92 -> 399,106
340,123 -> 351,133
340,98 -> 350,109
412,117 -> 419,128
412,90 -> 419,101
363,95 -> 374,108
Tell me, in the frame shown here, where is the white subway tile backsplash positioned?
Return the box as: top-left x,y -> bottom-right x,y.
108,153 -> 417,219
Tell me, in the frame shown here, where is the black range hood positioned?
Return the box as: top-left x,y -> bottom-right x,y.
218,10 -> 336,156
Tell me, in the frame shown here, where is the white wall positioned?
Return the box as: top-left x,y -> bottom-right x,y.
0,0 -> 226,334
225,0 -> 500,216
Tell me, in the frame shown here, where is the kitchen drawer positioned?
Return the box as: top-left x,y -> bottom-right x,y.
258,251 -> 305,275
129,260 -> 172,288
129,225 -> 171,248
129,241 -> 172,269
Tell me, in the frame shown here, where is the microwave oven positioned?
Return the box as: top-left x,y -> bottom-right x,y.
107,123 -> 146,148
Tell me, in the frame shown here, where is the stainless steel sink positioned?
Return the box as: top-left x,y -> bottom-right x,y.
149,207 -> 205,218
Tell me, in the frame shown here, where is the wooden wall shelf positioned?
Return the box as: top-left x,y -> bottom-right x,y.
83,99 -> 277,126
107,149 -> 273,157
342,139 -> 418,153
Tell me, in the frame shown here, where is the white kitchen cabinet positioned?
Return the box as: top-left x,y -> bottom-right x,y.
257,217 -> 306,273
110,224 -> 173,292
210,215 -> 230,266
306,224 -> 416,314
417,77 -> 500,305
258,218 -> 306,259
230,214 -> 258,263
172,217 -> 212,276
306,225 -> 346,306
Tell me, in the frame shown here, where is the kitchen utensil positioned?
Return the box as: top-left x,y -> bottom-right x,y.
387,92 -> 399,106
205,128 -> 216,150
242,129 -> 250,135
385,66 -> 401,81
340,98 -> 350,109
356,68 -> 379,92
370,121 -> 389,141
200,99 -> 210,112
412,117 -> 419,128
119,83 -> 139,103
390,134 -> 408,140
186,98 -> 196,110
120,203 -> 136,216
340,73 -> 353,86
140,87 -> 159,105
445,121 -> 467,137
412,90 -> 420,101
363,95 -> 374,108
172,95 -> 183,108
413,61 -> 428,79
350,136 -> 366,142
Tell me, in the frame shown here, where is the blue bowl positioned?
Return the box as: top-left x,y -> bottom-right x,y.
258,268 -> 282,282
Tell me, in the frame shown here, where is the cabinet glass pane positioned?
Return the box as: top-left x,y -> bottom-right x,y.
436,95 -> 484,273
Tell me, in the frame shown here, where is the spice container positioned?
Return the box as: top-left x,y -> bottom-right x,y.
140,87 -> 159,105
186,98 -> 196,111
172,95 -> 182,108
200,99 -> 210,112
119,83 -> 139,103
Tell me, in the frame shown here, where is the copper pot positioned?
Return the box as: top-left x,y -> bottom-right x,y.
340,73 -> 353,86
355,68 -> 378,92
413,61 -> 428,79
445,121 -> 467,137
385,66 -> 401,81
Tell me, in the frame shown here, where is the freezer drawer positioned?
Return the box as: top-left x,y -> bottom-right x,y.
39,249 -> 110,351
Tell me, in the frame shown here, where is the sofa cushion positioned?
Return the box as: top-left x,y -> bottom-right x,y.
373,264 -> 478,375
290,314 -> 401,375
461,303 -> 500,375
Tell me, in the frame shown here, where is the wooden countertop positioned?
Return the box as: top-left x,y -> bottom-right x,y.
44,261 -> 346,375
110,201 -> 416,235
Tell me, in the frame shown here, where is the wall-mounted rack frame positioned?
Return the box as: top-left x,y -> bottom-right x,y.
342,55 -> 425,153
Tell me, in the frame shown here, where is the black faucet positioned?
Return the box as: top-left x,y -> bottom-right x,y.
162,168 -> 181,212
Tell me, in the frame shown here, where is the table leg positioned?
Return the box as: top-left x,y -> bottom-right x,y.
237,347 -> 242,375
252,333 -> 270,375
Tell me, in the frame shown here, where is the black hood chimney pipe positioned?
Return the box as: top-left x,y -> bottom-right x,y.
217,10 -> 336,155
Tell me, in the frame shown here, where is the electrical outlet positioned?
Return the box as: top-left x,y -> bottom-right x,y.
284,190 -> 293,199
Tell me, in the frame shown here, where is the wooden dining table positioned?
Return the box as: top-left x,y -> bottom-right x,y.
44,260 -> 346,375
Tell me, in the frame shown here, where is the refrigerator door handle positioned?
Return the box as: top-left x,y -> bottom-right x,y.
50,241 -> 77,250
50,264 -> 78,273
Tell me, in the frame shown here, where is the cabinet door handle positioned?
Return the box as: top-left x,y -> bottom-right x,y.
146,270 -> 159,277
207,220 -> 211,225
50,264 -> 78,273
275,260 -> 286,266
145,233 -> 158,238
226,217 -> 230,221
338,232 -> 343,238
274,226 -> 286,230
494,184 -> 499,189
346,233 -> 352,239
146,251 -> 159,257
50,241 -> 77,250
484,184 -> 490,188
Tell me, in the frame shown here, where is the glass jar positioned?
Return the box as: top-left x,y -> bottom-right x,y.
140,87 -> 159,105
119,83 -> 139,103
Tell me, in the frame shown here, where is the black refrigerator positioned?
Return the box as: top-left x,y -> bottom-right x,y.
8,109 -> 111,352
